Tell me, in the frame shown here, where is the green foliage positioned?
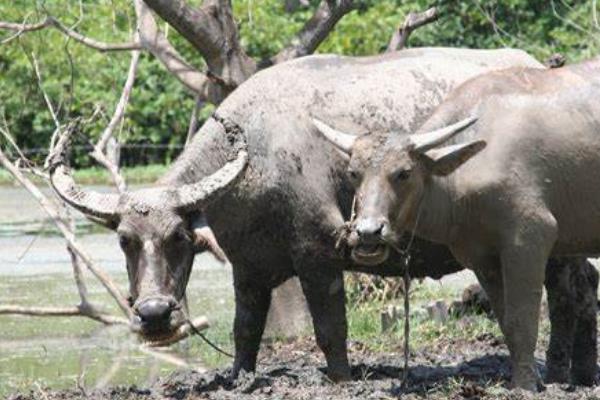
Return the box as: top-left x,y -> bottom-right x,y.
1,0 -> 599,168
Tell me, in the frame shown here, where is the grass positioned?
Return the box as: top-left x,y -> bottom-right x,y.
345,281 -> 504,352
0,164 -> 169,186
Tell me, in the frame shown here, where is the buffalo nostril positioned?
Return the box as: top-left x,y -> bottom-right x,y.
356,220 -> 384,238
136,299 -> 172,325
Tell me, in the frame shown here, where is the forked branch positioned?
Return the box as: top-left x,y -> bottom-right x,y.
272,0 -> 358,64
387,7 -> 439,52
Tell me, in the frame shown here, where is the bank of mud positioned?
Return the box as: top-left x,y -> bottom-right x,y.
8,334 -> 600,400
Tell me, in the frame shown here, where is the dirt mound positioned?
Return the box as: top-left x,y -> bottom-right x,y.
7,336 -> 599,400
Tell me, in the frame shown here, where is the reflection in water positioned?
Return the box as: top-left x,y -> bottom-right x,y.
0,229 -> 234,395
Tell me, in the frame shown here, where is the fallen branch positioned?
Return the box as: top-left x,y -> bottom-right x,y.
387,7 -> 439,52
139,346 -> 207,372
0,305 -> 128,325
0,145 -> 133,319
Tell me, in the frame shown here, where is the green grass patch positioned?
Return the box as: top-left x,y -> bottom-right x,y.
346,281 -> 503,353
0,164 -> 169,186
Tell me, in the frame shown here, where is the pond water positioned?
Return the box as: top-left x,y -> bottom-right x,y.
0,185 -> 235,396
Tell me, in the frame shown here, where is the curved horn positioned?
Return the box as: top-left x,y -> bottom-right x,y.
409,116 -> 477,153
174,149 -> 248,211
48,137 -> 120,221
312,118 -> 357,154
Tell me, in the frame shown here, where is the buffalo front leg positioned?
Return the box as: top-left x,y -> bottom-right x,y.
501,219 -> 556,391
297,266 -> 351,382
231,270 -> 272,378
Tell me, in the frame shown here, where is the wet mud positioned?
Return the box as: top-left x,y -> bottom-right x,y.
8,334 -> 600,400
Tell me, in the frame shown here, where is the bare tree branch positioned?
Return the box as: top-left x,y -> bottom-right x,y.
0,304 -> 127,325
141,0 -> 256,96
134,0 -> 210,98
272,0 -> 358,64
186,95 -> 204,145
0,17 -> 142,51
0,144 -> 133,319
91,47 -> 140,192
387,7 -> 439,52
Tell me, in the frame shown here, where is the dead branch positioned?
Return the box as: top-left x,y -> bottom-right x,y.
0,145 -> 133,319
0,305 -> 128,325
387,7 -> 439,52
272,0 -> 358,64
142,0 -> 256,90
91,47 -> 140,192
138,346 -> 207,371
186,95 -> 204,145
134,0 -> 210,98
0,17 -> 142,51
144,316 -> 210,347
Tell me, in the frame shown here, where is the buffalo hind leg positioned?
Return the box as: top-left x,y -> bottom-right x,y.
544,258 -> 577,384
570,259 -> 598,386
231,269 -> 272,378
297,265 -> 351,382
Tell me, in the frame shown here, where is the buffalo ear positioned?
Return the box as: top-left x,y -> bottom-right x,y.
417,140 -> 486,176
190,214 -> 228,263
193,226 -> 228,262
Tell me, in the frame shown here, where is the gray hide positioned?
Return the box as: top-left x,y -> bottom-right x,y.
51,48 -> 595,385
318,59 -> 600,389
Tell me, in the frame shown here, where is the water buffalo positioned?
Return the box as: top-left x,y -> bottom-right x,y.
313,58 -> 600,389
48,47 -> 593,383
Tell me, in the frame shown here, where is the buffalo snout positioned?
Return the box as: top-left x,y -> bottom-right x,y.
133,296 -> 182,337
354,217 -> 390,243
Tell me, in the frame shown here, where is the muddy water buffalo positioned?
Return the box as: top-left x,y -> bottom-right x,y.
48,47 -> 592,383
313,58 -> 600,389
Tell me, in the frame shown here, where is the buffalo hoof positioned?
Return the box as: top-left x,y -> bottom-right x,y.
571,368 -> 598,387
327,366 -> 352,383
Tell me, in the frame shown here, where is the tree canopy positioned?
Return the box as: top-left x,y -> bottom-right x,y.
1,0 -> 598,166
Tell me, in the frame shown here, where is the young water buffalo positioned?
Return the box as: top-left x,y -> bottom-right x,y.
49,47 -> 594,385
313,58 -> 600,390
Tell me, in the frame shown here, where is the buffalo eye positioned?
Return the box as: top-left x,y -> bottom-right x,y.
171,230 -> 191,245
392,169 -> 411,182
119,234 -> 131,249
347,169 -> 360,184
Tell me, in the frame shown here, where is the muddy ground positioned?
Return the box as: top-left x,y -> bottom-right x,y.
8,333 -> 600,400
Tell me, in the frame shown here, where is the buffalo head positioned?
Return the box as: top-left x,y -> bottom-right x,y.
313,117 -> 484,266
48,140 -> 247,341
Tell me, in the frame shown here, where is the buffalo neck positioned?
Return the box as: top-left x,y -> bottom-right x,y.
409,174 -> 458,246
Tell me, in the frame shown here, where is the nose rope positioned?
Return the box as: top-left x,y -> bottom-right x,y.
388,199 -> 424,390
185,317 -> 234,358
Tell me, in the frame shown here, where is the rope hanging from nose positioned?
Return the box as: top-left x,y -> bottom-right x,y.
389,200 -> 424,390
185,317 -> 234,358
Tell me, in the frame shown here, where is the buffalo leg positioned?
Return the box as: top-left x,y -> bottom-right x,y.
231,268 -> 272,377
297,265 -> 351,382
570,259 -> 598,386
544,258 -> 577,383
474,262 -> 505,332
500,220 -> 555,391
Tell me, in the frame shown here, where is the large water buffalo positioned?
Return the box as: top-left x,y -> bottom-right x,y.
313,57 -> 600,390
47,47 -> 595,384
